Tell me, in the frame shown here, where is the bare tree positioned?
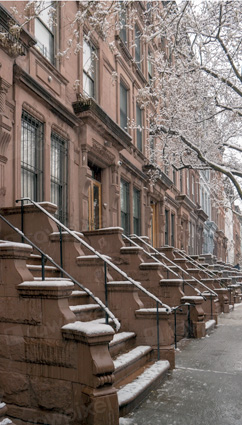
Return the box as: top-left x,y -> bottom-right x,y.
2,0 -> 242,202
138,0 -> 242,201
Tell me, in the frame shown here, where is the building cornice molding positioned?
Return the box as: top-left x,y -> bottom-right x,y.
0,3 -> 36,57
14,64 -> 78,128
73,97 -> 132,151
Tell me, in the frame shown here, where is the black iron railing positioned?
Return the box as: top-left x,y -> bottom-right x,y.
15,198 -> 172,360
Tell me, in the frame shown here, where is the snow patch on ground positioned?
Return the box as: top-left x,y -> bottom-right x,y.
119,418 -> 135,424
205,319 -> 216,331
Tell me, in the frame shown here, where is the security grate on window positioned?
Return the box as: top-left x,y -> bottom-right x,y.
21,110 -> 44,202
51,132 -> 68,225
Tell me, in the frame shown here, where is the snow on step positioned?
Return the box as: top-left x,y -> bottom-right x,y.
34,277 -> 72,281
114,346 -> 152,372
69,304 -> 101,313
118,360 -> 170,407
109,332 -> 136,347
0,419 -> 14,425
27,265 -> 57,271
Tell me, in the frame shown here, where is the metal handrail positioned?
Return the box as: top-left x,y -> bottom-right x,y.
128,234 -> 217,297
172,303 -> 195,349
0,213 -> 121,332
16,198 -> 171,310
173,248 -> 218,279
122,233 -> 206,299
15,198 -> 172,360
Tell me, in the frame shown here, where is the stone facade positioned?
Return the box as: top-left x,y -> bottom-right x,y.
0,1 -> 229,257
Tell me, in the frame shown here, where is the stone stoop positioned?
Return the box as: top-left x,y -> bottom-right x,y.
0,401 -> 17,424
118,360 -> 170,417
108,335 -> 170,417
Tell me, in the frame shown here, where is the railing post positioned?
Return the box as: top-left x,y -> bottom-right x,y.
59,225 -> 63,278
188,304 -> 191,338
20,199 -> 24,243
182,271 -> 185,292
210,294 -> 213,319
104,262 -> 108,325
156,301 -> 160,360
41,254 -> 45,281
174,308 -> 177,349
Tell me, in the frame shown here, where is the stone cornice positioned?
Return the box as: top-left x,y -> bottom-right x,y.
14,64 -> 78,128
176,194 -> 196,211
142,164 -> 173,190
73,97 -> 132,151
120,154 -> 147,180
0,3 -> 36,57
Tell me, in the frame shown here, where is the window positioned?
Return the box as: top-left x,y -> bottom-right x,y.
135,25 -> 141,69
120,82 -> 128,130
180,170 -> 183,192
165,209 -> 169,245
187,170 -> 190,196
121,179 -> 130,235
35,1 -> 56,64
21,111 -> 43,201
172,167 -> 176,186
119,3 -> 127,44
83,39 -> 96,98
51,132 -> 68,224
171,213 -> 175,247
133,188 -> 141,235
136,104 -> 142,151
149,137 -> 156,165
147,48 -> 153,83
191,175 -> 195,201
88,162 -> 102,230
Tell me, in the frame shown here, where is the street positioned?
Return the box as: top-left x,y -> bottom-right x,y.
120,304 -> 242,425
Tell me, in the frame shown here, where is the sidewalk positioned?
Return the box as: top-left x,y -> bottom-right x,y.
120,304 -> 242,425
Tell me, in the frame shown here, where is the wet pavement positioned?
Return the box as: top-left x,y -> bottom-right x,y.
120,304 -> 242,425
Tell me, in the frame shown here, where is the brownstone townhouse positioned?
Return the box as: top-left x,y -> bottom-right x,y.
0,2 -> 239,424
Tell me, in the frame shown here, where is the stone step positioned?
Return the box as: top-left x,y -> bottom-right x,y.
109,332 -> 136,358
27,264 -> 60,278
118,360 -> 170,416
0,402 -> 7,417
69,304 -> 104,321
114,345 -> 153,385
69,290 -> 90,306
0,401 -> 16,424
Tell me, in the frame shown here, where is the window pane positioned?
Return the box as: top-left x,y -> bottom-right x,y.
51,132 -> 68,224
133,188 -> 141,235
83,40 -> 96,98
119,4 -> 127,44
83,40 -> 95,77
120,83 -> 128,130
35,19 -> 54,63
165,209 -> 169,245
149,137 -> 156,165
135,25 -> 141,68
83,73 -> 95,97
136,104 -> 142,151
38,1 -> 55,30
21,111 -> 43,202
121,179 -> 130,234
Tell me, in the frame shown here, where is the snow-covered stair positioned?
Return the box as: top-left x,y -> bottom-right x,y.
0,401 -> 16,424
109,332 -> 136,357
69,304 -> 103,321
118,360 -> 170,416
114,346 -> 153,385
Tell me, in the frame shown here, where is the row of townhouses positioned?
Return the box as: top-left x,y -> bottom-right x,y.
0,2 -> 241,424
